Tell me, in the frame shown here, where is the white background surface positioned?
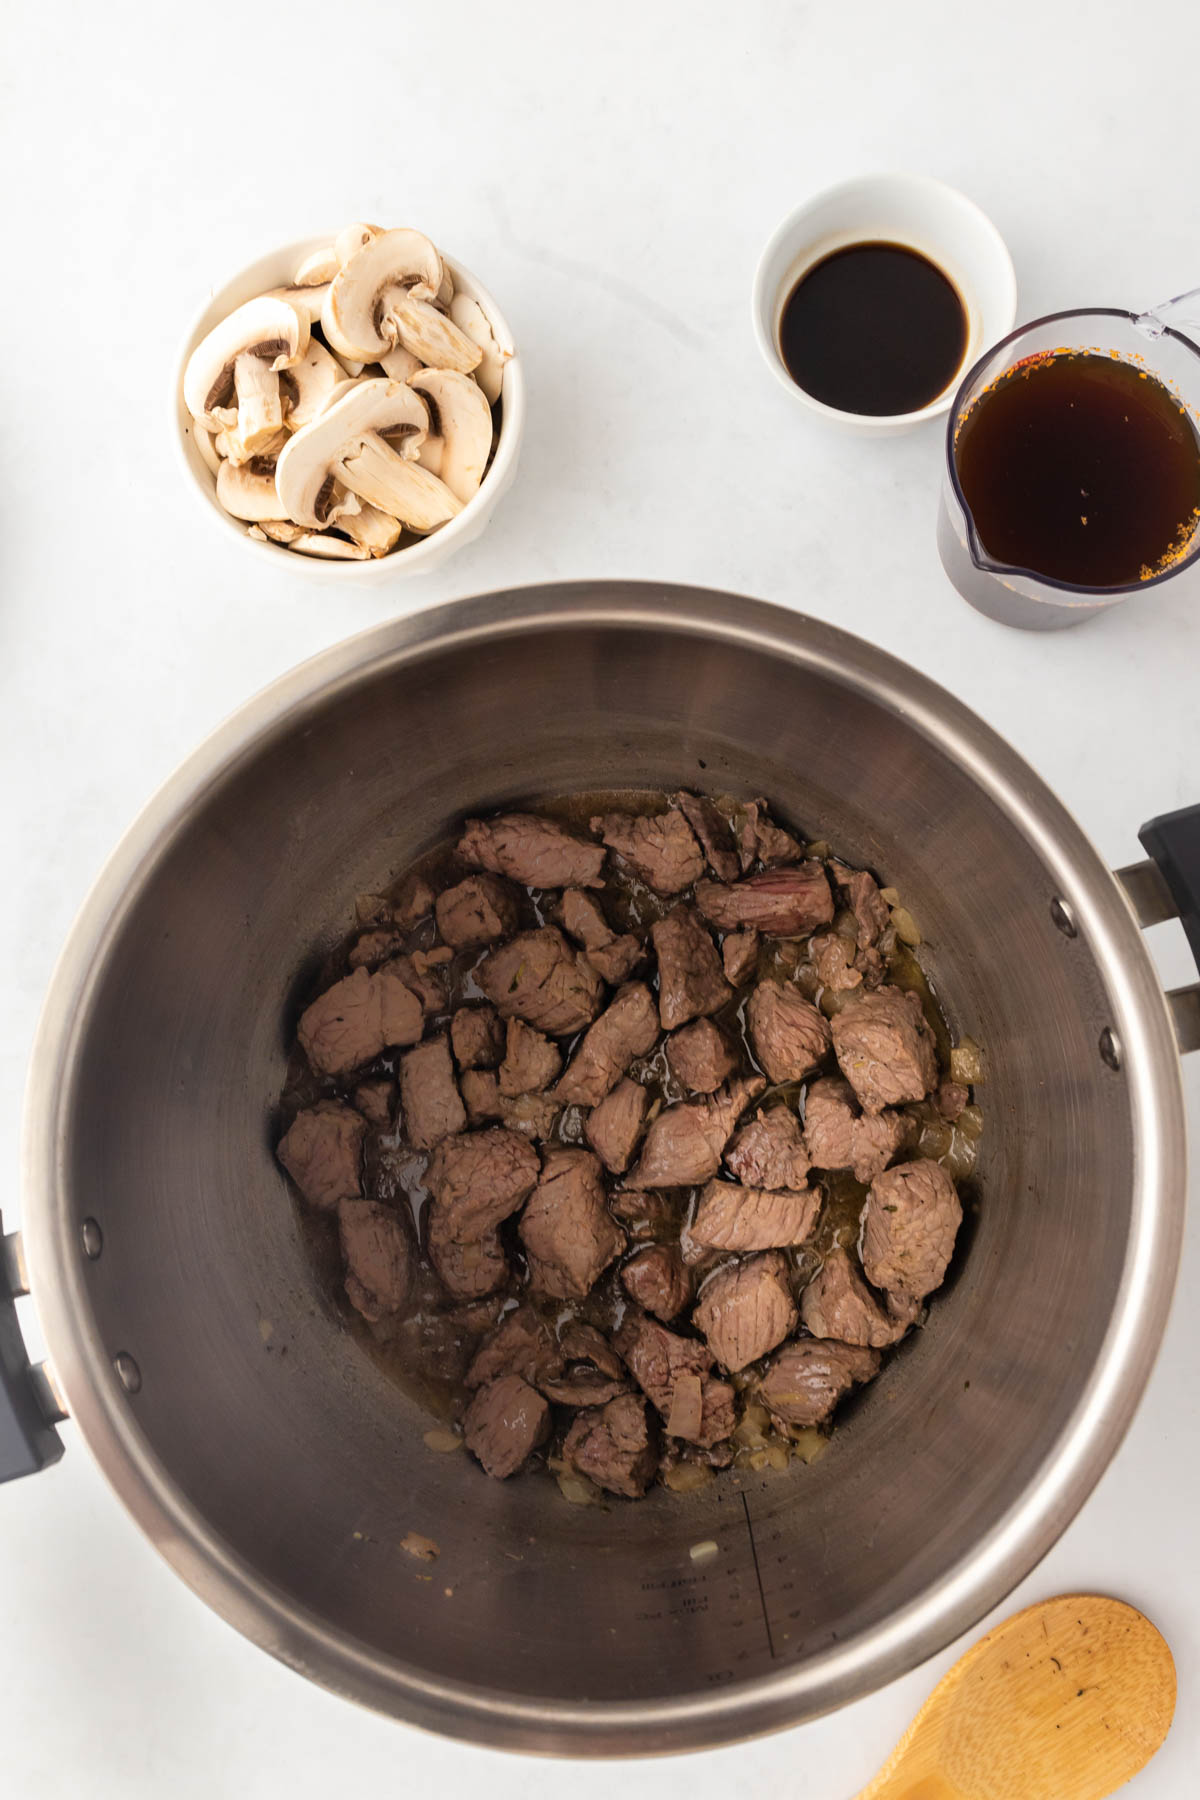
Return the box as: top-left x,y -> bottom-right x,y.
2,1 -> 1198,1792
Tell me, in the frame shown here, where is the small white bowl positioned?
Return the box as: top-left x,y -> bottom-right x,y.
173,233 -> 525,577
752,174 -> 1017,434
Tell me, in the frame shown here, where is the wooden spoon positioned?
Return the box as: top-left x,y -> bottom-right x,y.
856,1594 -> 1175,1800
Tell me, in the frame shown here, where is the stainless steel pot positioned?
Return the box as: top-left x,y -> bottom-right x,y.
6,583 -> 1199,1754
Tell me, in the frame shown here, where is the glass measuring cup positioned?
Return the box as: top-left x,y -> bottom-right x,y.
938,300 -> 1200,628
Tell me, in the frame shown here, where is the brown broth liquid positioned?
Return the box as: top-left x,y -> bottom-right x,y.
954,352 -> 1200,587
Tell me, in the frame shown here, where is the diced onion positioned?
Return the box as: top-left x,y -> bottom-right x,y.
950,1039 -> 985,1084
789,1428 -> 828,1464
890,906 -> 922,946
663,1461 -> 716,1493
690,1539 -> 719,1561
400,1531 -> 439,1562
423,1429 -> 463,1453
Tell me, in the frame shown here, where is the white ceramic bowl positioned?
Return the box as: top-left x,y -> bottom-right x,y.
173,234 -> 525,577
752,174 -> 1017,434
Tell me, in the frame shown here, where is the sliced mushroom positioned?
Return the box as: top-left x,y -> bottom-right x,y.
448,292 -> 510,404
295,245 -> 339,286
281,339 -> 344,430
379,345 -> 422,381
263,283 -> 330,327
335,221 -> 381,266
191,422 -> 221,476
339,502 -> 403,556
257,520 -> 305,544
276,377 -> 462,534
290,530 -> 372,560
216,455 -> 287,521
323,229 -> 480,372
326,346 -> 367,378
407,368 -> 493,503
183,295 -> 308,458
215,422 -> 289,463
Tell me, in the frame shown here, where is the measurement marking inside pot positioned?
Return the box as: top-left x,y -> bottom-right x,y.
741,1493 -> 777,1659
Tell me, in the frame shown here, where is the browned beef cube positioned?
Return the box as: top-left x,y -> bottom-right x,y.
609,1188 -> 679,1236
758,1339 -> 881,1427
392,872 -> 436,930
737,799 -> 803,870
479,927 -> 605,1035
685,1178 -> 819,1261
458,814 -> 606,889
829,861 -> 890,948
560,1321 -> 626,1379
810,931 -> 863,993
556,887 -> 614,951
398,1036 -> 465,1150
541,1324 -> 631,1406
585,1076 -> 648,1173
464,1375 -> 550,1478
586,935 -> 644,984
936,1080 -> 970,1120
693,1252 -> 797,1371
666,1018 -> 737,1093
615,1312 -> 735,1447
542,1372 -> 631,1406
461,1069 -> 504,1123
518,1149 -> 626,1298
564,1394 -> 658,1497
428,1215 -> 509,1299
861,1159 -> 962,1307
391,952 -> 448,1016
424,1127 -> 539,1299
348,926 -> 405,970
630,1076 -> 765,1187
498,1018 -> 562,1097
722,928 -> 760,985
466,1304 -> 564,1389
725,1107 -> 810,1190
352,1077 -> 396,1128
297,962 -> 423,1077
556,982 -> 659,1106
695,864 -> 834,937
621,1243 -> 692,1320
434,873 -> 520,950
748,980 -> 832,1081
277,1100 -> 365,1208
651,904 -> 732,1029
800,1247 -> 909,1348
450,1004 -> 505,1070
671,793 -> 740,881
832,986 -> 937,1113
592,809 -> 704,895
803,1075 -> 909,1182
499,1091 -> 562,1141
338,1199 -> 412,1321
851,1110 -> 912,1183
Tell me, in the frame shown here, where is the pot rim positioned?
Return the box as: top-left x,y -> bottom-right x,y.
19,581 -> 1186,1754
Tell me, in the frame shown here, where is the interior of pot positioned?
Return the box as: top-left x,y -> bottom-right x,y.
50,598 -> 1158,1745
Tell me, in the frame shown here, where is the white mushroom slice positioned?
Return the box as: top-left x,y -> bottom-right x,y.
335,221 -> 382,267
338,502 -> 403,556
258,520 -> 305,544
281,340 -> 343,430
289,530 -> 371,560
326,347 -> 367,379
191,422 -> 221,476
295,245 -> 339,286
415,434 -> 444,478
448,292 -> 510,405
276,377 -> 460,535
379,345 -> 422,382
384,293 -> 481,373
264,283 -> 330,327
183,297 -> 309,455
407,368 -> 493,503
437,265 -> 454,308
216,455 -> 287,522
215,423 -> 289,464
323,229 -> 477,367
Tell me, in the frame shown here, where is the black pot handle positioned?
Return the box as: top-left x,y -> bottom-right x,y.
0,1213 -> 64,1483
1139,806 -> 1200,974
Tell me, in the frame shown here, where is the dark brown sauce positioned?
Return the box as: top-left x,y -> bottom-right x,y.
779,241 -> 967,416
954,351 -> 1200,587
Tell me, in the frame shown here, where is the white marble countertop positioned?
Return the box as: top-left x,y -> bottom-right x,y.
2,1 -> 1198,1792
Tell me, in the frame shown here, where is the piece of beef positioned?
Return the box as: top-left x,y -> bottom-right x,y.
722,928 -> 760,985
666,1018 -> 737,1094
861,1159 -> 962,1308
277,1100 -> 365,1209
498,1018 -> 562,1097
615,1312 -> 736,1448
630,1075 -> 765,1187
392,872 -> 436,930
587,934 -> 644,984
725,1107 -> 810,1190
559,1321 -> 627,1380
434,873 -> 520,951
424,1127 -> 540,1243
585,1076 -> 648,1174
348,926 -> 405,970
620,1243 -> 692,1320
936,1080 -> 970,1120
464,1375 -> 551,1479
693,1252 -> 798,1372
609,1188 -> 679,1236
461,1068 -> 504,1123
800,1247 -> 909,1348
352,1077 -> 395,1128
564,1394 -> 658,1498
810,930 -> 863,993
672,792 -> 740,882
695,864 -> 835,937
851,1110 -> 912,1183
499,1091 -> 562,1141
542,1372 -> 631,1407
747,980 -> 832,1082
427,1215 -> 509,1299
543,1324 -> 631,1404
394,951 -> 449,1016
592,809 -> 705,896
758,1339 -> 881,1427
518,1148 -> 626,1298
803,1075 -> 909,1182
737,799 -> 803,870
832,986 -> 938,1113
829,861 -> 890,948
556,887 -> 614,951
398,1036 -> 466,1150
685,1178 -> 820,1261
458,813 -> 606,889
447,1294 -> 508,1336
651,904 -> 733,1029
465,1304 -> 564,1389
479,927 -> 605,1035
556,982 -> 659,1106
450,1004 -> 505,1070
297,961 -> 423,1077
338,1199 -> 412,1321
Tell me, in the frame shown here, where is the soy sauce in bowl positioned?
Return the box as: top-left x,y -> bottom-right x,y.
779,242 -> 968,416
